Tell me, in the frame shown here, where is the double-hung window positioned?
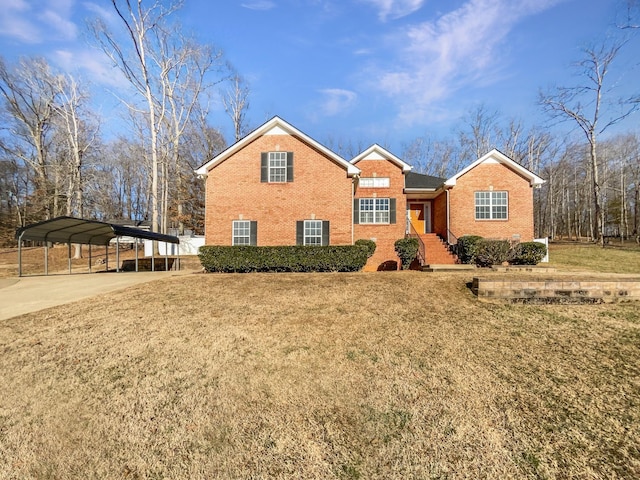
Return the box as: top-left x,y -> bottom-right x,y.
268,152 -> 287,182
303,220 -> 322,245
296,220 -> 329,246
232,220 -> 257,245
354,198 -> 396,224
261,152 -> 293,183
475,191 -> 508,220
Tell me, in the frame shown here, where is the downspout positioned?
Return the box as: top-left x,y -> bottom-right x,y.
351,177 -> 356,245
446,188 -> 451,244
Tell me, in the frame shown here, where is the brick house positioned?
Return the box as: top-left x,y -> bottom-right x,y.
195,117 -> 544,270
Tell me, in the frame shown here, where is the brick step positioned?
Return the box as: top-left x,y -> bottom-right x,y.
418,234 -> 457,266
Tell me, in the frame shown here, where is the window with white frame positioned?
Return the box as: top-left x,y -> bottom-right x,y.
359,177 -> 390,188
359,198 -> 390,224
303,220 -> 322,245
475,191 -> 508,220
232,220 -> 251,245
268,151 -> 287,182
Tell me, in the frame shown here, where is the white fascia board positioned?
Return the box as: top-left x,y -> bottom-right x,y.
195,116 -> 360,176
444,148 -> 545,187
351,144 -> 413,172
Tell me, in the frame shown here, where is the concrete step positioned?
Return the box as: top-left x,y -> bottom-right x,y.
423,264 -> 477,272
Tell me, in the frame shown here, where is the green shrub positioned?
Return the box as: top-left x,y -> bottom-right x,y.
509,241 -> 547,265
394,237 -> 419,270
198,245 -> 368,273
456,235 -> 483,264
354,239 -> 376,258
474,239 -> 511,267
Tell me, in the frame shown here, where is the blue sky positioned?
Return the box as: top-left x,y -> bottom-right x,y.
0,0 -> 637,154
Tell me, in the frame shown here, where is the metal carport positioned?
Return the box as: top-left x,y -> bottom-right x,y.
15,216 -> 180,277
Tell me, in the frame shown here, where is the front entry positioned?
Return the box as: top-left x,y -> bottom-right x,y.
408,202 -> 431,234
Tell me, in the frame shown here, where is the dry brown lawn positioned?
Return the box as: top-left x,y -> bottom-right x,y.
1,269 -> 639,479
0,245 -> 142,278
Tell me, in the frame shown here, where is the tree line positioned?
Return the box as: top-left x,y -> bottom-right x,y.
0,0 -> 248,248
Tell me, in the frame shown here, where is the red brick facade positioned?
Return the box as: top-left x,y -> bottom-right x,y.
204,133 -> 353,246
197,117 -> 543,270
447,162 -> 535,241
353,158 -> 407,271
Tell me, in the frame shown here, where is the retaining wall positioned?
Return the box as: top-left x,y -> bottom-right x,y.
473,276 -> 640,304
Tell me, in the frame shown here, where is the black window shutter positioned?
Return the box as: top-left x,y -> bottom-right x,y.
322,221 -> 330,246
390,198 -> 396,224
353,199 -> 360,224
296,221 -> 304,245
286,152 -> 294,182
250,221 -> 257,246
260,153 -> 268,182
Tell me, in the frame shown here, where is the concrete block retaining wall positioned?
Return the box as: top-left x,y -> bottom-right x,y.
473,277 -> 640,304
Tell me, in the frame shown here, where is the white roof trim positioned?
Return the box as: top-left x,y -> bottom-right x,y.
444,149 -> 545,187
351,144 -> 413,172
195,116 -> 360,176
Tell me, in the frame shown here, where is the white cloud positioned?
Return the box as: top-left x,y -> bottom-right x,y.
370,0 -> 564,124
360,0 -> 425,21
39,9 -> 78,41
318,88 -> 358,116
0,0 -> 41,43
241,1 -> 277,11
0,0 -> 78,43
53,48 -> 128,89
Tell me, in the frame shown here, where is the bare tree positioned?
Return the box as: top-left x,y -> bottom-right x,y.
618,0 -> 640,29
153,28 -> 225,234
49,75 -> 100,257
401,136 -> 458,178
222,74 -> 250,142
539,40 -> 638,246
457,104 -> 500,164
0,57 -> 62,219
91,0 -> 181,236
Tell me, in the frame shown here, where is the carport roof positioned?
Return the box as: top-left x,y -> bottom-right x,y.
16,216 -> 179,246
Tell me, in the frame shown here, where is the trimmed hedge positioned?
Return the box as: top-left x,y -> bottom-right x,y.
198,245 -> 369,273
509,241 -> 547,265
394,237 -> 419,270
474,239 -> 511,267
456,235 -> 484,264
354,239 -> 376,258
458,236 -> 547,266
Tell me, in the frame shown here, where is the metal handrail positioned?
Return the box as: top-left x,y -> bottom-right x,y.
407,223 -> 426,265
446,229 -> 459,260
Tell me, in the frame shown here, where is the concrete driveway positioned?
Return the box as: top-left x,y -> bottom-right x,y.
0,271 -> 190,321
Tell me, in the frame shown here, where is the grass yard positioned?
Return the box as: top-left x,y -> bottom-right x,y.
1,267 -> 639,478
548,241 -> 640,274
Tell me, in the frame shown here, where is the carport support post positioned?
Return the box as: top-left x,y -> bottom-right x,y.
18,232 -> 23,277
105,244 -> 108,272
116,237 -> 120,273
135,240 -> 139,272
152,241 -> 155,272
45,243 -> 48,275
68,242 -> 72,274
89,244 -> 92,273
165,242 -> 168,272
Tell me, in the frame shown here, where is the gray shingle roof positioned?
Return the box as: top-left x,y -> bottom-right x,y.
405,171 -> 445,190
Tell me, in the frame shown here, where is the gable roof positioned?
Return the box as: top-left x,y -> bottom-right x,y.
444,149 -> 545,187
350,144 -> 413,172
195,116 -> 360,176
